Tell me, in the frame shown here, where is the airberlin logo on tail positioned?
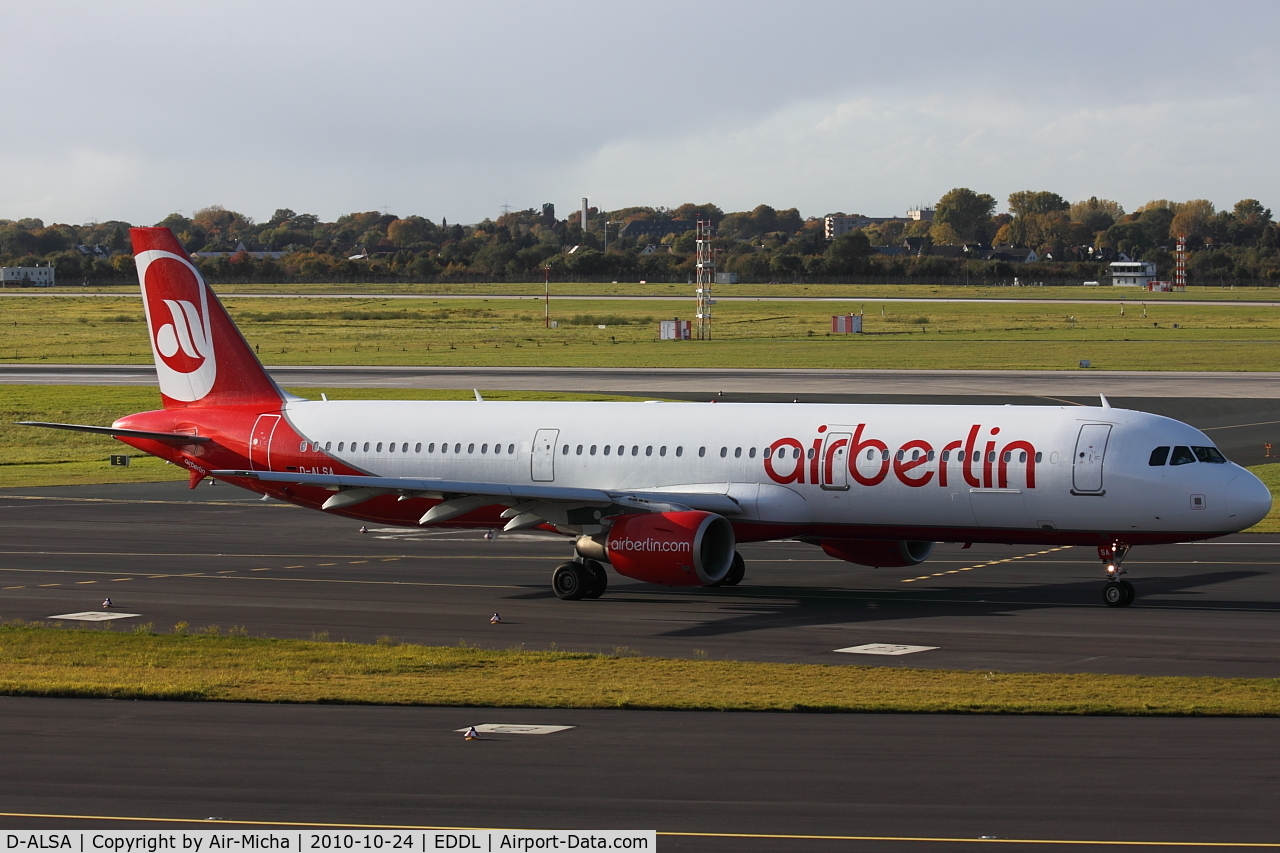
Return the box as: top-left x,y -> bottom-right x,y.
136,250 -> 217,402
154,298 -> 211,370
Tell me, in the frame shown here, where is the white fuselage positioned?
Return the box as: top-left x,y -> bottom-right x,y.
279,399 -> 1270,540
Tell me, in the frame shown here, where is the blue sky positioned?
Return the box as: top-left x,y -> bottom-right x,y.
5,0 -> 1277,225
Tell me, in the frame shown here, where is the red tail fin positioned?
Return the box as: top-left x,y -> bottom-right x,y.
131,227 -> 284,409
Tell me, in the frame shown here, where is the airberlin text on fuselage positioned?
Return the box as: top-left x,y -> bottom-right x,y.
765,424 -> 1038,490
611,538 -> 693,553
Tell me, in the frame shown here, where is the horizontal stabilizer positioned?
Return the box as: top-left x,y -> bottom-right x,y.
17,422 -> 211,444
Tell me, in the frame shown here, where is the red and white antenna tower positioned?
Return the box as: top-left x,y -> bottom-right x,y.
695,218 -> 715,340
1174,235 -> 1187,291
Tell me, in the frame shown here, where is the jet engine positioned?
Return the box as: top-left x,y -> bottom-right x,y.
819,539 -> 935,568
605,511 -> 736,586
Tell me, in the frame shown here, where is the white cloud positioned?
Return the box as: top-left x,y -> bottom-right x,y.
569,85 -> 1280,218
1,1 -> 1277,224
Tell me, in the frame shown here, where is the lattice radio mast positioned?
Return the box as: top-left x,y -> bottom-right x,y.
695,217 -> 715,340
1174,235 -> 1187,291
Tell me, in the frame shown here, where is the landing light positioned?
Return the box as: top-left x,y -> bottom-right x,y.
1105,564 -> 1117,575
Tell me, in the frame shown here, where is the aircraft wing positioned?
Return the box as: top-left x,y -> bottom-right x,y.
17,422 -> 211,444
212,468 -> 742,526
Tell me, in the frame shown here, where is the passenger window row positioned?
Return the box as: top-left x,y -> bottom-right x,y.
299,440 -> 1043,466
1149,445 -> 1227,466
307,441 -> 518,455
562,445 -> 765,459
860,448 -> 1042,463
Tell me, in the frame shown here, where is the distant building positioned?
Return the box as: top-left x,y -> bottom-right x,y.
983,246 -> 1039,263
825,209 -> 927,239
193,241 -> 287,260
1110,260 -> 1157,287
1,266 -> 54,286
826,215 -> 896,239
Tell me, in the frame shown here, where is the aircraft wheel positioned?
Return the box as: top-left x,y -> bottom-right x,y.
552,561 -> 588,601
1103,581 -> 1130,607
716,552 -> 746,587
582,560 -> 608,599
1119,580 -> 1135,606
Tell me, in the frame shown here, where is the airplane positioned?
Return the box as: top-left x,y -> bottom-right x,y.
20,227 -> 1272,608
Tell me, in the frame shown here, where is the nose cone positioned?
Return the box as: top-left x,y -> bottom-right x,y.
1227,472 -> 1273,530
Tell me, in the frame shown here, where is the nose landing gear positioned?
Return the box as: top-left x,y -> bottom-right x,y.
1099,542 -> 1134,607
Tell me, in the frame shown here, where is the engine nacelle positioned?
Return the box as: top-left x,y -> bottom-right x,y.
606,511 -> 736,586
819,539 -> 935,568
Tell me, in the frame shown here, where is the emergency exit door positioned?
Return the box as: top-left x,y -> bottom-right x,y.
532,429 -> 559,482
1072,423 -> 1112,494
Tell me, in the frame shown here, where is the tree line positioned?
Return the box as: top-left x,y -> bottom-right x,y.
0,191 -> 1276,286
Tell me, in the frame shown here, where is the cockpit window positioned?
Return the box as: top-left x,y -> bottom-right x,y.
1193,446 -> 1227,464
1169,446 -> 1196,466
1148,447 -> 1170,466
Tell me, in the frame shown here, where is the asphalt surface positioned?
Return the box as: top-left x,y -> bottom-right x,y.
5,385 -> 1280,844
6,363 -> 1280,398
3,481 -> 1279,678
2,696 -> 1278,848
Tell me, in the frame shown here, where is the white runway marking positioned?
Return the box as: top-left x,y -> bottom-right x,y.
835,644 -> 938,656
455,724 -> 575,735
49,611 -> 141,621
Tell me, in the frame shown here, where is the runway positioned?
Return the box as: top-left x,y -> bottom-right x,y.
3,483 -> 1280,843
2,697 -> 1278,847
6,383 -> 1280,842
5,362 -> 1280,397
3,482 -> 1279,678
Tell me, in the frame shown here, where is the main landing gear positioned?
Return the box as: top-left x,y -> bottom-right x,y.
712,551 -> 746,587
550,551 -> 748,600
552,559 -> 608,601
1099,542 -> 1135,607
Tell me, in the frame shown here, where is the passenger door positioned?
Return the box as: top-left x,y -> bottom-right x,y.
1072,424 -> 1112,494
531,428 -> 559,482
249,414 -> 280,471
820,430 -> 851,491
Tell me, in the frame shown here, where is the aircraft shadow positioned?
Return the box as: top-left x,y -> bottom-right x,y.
640,570 -> 1272,639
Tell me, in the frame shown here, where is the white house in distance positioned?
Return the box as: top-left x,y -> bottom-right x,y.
0,266 -> 55,286
1109,259 -> 1157,287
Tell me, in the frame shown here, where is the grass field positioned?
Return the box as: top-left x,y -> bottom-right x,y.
0,624 -> 1277,715
5,293 -> 1280,370
22,282 -> 1280,301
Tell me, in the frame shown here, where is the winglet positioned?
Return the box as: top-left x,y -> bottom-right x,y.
474,389 -> 484,402
1099,394 -> 1111,409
